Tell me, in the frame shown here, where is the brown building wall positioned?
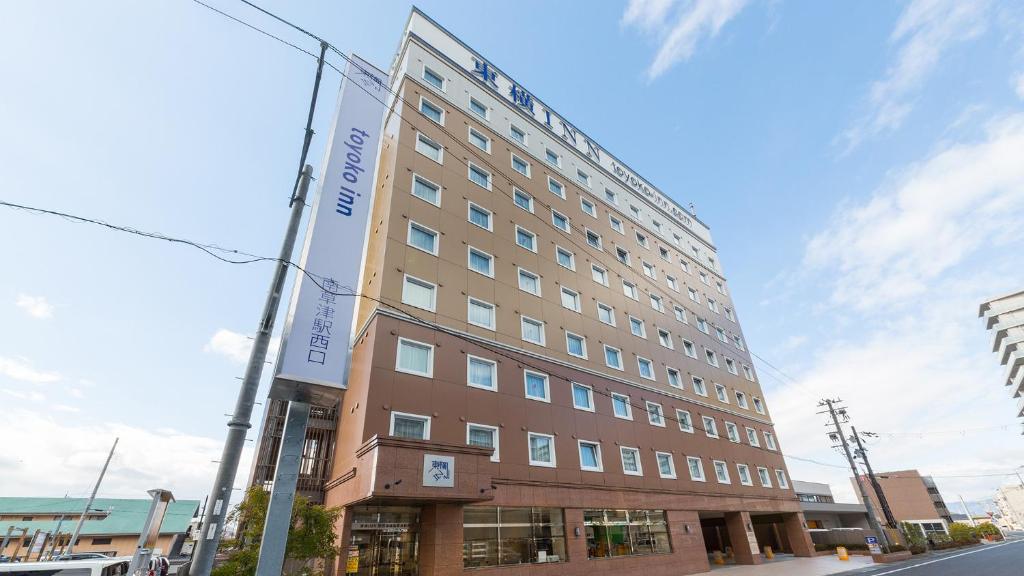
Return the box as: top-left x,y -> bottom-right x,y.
853,470 -> 944,523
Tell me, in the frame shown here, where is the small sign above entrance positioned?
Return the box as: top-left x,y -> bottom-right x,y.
422,454 -> 455,487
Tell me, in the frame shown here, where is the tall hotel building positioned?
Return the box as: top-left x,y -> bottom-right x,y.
253,9 -> 812,575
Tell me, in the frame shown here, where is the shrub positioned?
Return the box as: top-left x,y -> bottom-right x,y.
948,522 -> 979,544
908,543 -> 927,554
976,523 -> 1001,538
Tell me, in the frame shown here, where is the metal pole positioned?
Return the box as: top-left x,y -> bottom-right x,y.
66,437 -> 118,554
959,495 -> 976,527
1,526 -> 15,558
254,401 -> 311,576
823,400 -> 891,548
188,165 -> 314,576
851,427 -> 897,529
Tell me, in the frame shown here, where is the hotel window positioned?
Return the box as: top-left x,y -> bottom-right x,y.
682,339 -> 697,358
597,302 -> 616,326
635,231 -> 648,248
468,163 -> 492,190
716,327 -> 728,343
566,332 -> 587,358
708,298 -> 719,313
548,175 -> 565,196
652,221 -> 662,233
579,440 -> 602,471
469,97 -> 488,119
667,367 -> 682,389
616,246 -> 631,266
743,365 -> 755,382
775,469 -> 790,489
463,507 -> 566,568
628,316 -> 646,338
725,357 -> 738,375
390,411 -> 430,440
468,202 -> 492,231
680,259 -> 690,274
604,188 -> 618,204
688,287 -> 700,302
545,148 -> 561,167
515,226 -> 537,252
514,188 -> 533,212
746,427 -> 760,447
637,357 -> 655,380
687,457 -> 706,482
584,510 -> 672,559
734,335 -> 746,351
650,294 -> 664,313
703,416 -> 718,438
713,461 -> 731,484
764,431 -> 778,451
511,153 -> 530,177
572,383 -> 594,411
521,316 -> 545,346
468,297 -> 496,330
524,370 -> 550,402
645,401 -> 665,426
714,384 -> 728,403
577,168 -> 592,187
605,218 -> 621,238
611,392 -> 632,419
581,197 -> 597,217
724,307 -> 735,321
509,124 -> 527,145
677,409 -> 694,433
396,338 -> 433,377
642,261 -> 657,279
401,275 -> 436,311
518,268 -> 541,296
411,174 -> 440,206
623,281 -> 639,301
758,467 -> 773,488
551,210 -> 570,233
629,204 -> 641,219
667,275 -> 679,292
468,247 -> 494,277
585,229 -> 602,249
697,318 -> 710,334
735,391 -> 749,409
467,423 -> 499,461
415,132 -> 443,163
556,246 -> 575,270
407,222 -> 438,255
605,345 -> 624,368
659,246 -> 670,261
691,245 -> 700,258
692,376 -> 707,396
725,422 -> 740,443
737,464 -> 753,486
467,355 -> 497,391
469,128 -> 491,153
674,306 -> 687,323
422,65 -> 444,90
620,447 -> 643,476
716,281 -> 726,295
753,397 -> 765,414
700,271 -> 710,285
419,97 -> 443,124
528,432 -> 556,467
673,234 -> 682,247
658,328 -> 673,349
705,350 -> 719,367
591,264 -> 609,286
560,287 -> 581,312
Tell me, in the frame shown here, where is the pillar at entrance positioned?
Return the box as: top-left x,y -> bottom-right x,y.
724,512 -> 763,565
783,512 -> 815,557
418,504 -> 463,574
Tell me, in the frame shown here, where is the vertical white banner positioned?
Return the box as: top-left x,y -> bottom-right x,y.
272,55 -> 390,397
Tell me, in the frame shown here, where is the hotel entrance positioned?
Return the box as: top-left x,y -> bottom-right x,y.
346,506 -> 421,576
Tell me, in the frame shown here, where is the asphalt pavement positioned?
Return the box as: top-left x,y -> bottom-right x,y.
834,539 -> 1024,576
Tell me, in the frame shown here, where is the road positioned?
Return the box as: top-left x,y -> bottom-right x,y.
837,539 -> 1024,576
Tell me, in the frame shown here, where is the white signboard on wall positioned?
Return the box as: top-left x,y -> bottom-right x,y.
422,454 -> 455,488
272,54 -> 390,399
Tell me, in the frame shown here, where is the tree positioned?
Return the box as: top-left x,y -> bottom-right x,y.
212,487 -> 342,576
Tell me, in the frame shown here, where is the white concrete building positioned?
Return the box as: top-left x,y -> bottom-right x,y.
979,289 -> 1024,433
995,484 -> 1024,531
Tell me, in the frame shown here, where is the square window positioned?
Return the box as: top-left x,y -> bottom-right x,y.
744,366 -> 756,382
591,264 -> 609,286
468,247 -> 494,277
753,397 -> 765,414
524,370 -> 550,402
419,97 -> 443,123
468,297 -> 495,329
688,287 -> 700,302
680,260 -> 690,273
545,148 -> 561,167
468,163 -> 491,190
518,268 -> 541,296
509,124 -> 527,145
657,452 -> 676,479
597,303 -> 615,326
764,432 -> 778,451
391,411 -> 430,439
467,355 -> 497,391
620,446 -> 642,476
735,336 -> 746,351
667,367 -> 682,388
715,384 -> 728,403
604,188 -> 618,205
692,376 -> 707,396
585,229 -> 602,249
577,169 -> 591,187
708,299 -> 719,313
676,410 -> 693,433
396,337 -> 433,377
650,294 -> 664,312
658,329 -> 673,349
566,332 -> 587,358
609,215 -> 624,233
746,427 -> 760,447
469,127 -> 491,153
521,316 -> 545,345
514,188 -> 534,212
735,391 -> 749,409
697,318 -> 709,334
775,469 -> 790,489
652,221 -> 662,233
578,440 -> 602,471
646,401 -> 665,426
552,210 -> 570,232
725,358 -> 738,375
422,66 -> 444,90
415,133 -> 443,163
643,261 -> 657,279
468,202 -> 492,230
705,350 -> 719,367
725,422 -> 740,443
469,97 -> 488,119
515,226 -> 537,252
637,357 -> 655,380
623,281 -> 639,300
667,275 -> 678,291
512,154 -> 530,177
467,423 -> 499,461
687,457 -> 705,482
700,271 -> 710,285
560,287 -> 581,312
630,204 -> 641,218
611,392 -> 631,419
548,177 -> 565,198
703,416 -> 718,438
408,222 -> 438,255
737,464 -> 753,486
674,307 -> 688,323
401,275 -> 436,311
725,307 -> 735,321
717,281 -> 726,295
411,174 -> 440,206
635,232 -> 648,248
556,246 -> 575,270
758,467 -> 773,488
714,461 -> 731,484
572,383 -> 594,411
683,340 -> 697,358
528,432 -> 556,467
581,197 -> 596,216
629,316 -> 646,338
616,247 -> 631,266
604,345 -> 623,370
659,247 -> 670,261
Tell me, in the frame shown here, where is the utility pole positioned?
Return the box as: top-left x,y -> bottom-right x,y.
959,495 -> 976,526
819,399 -> 891,548
66,437 -> 117,554
850,427 -> 897,529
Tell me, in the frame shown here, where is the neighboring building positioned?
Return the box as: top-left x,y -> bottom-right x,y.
979,289 -> 1024,434
793,480 -> 870,530
0,497 -> 199,560
252,8 -> 813,576
995,484 -> 1024,531
852,470 -> 952,535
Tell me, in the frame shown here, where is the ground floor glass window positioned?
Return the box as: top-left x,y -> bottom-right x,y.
584,509 -> 672,558
463,506 -> 566,567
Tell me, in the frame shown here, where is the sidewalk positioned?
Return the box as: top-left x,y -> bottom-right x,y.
705,553 -> 873,575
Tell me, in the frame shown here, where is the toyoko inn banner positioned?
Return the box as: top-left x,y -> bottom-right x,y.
272,55 -> 390,399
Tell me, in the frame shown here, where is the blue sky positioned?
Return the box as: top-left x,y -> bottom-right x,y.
1,0 -> 1023,506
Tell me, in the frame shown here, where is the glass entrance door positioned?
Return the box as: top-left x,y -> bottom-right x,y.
347,507 -> 420,576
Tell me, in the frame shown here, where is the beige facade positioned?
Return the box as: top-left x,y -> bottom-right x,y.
852,470 -> 951,534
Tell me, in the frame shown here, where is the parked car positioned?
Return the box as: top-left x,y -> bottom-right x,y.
54,553 -> 110,561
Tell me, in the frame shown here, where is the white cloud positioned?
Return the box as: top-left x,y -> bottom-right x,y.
1014,72 -> 1024,100
839,0 -> 990,152
0,356 -> 61,384
16,293 -> 54,319
807,112 -> 1024,311
204,328 -> 280,364
622,0 -> 749,80
2,388 -> 46,402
